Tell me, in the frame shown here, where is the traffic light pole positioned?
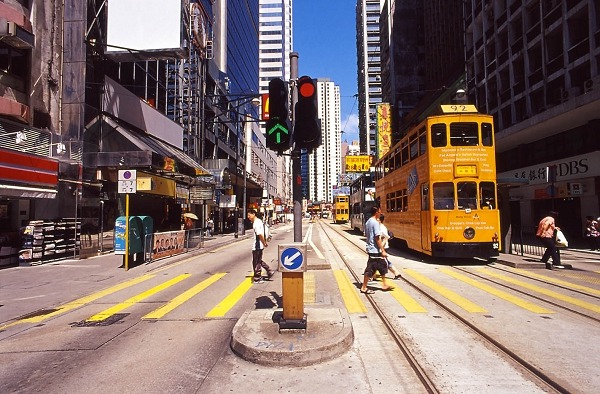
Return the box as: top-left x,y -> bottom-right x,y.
290,52 -> 302,242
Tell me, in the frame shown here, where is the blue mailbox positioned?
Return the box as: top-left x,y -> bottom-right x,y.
138,216 -> 154,258
114,216 -> 143,255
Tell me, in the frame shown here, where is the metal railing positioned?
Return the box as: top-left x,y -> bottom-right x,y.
508,225 -> 571,258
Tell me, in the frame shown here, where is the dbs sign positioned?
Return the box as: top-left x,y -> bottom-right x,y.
261,93 -> 270,120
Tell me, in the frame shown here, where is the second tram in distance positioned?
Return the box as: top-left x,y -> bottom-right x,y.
333,195 -> 350,224
350,172 -> 376,234
375,105 -> 500,261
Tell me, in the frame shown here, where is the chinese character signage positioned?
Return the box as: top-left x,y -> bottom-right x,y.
377,103 -> 392,159
345,155 -> 372,172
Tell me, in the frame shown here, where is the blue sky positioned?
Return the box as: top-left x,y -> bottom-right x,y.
293,1 -> 360,143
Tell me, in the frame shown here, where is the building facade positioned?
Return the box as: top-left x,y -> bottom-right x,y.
356,0 -> 384,156
465,0 -> 600,244
307,79 -> 342,203
258,0 -> 293,213
0,0 -> 277,264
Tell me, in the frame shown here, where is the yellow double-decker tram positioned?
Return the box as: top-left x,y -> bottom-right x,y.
374,105 -> 500,261
333,195 -> 349,224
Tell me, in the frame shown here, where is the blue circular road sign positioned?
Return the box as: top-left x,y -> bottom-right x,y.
281,247 -> 304,270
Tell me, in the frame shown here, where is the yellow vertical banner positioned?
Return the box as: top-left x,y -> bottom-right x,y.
377,103 -> 392,159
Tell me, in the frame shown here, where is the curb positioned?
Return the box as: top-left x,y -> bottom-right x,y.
230,307 -> 354,367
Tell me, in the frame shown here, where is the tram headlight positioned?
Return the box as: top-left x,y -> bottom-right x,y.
463,227 -> 475,240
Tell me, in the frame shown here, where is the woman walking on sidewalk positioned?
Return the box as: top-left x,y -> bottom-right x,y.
536,211 -> 564,270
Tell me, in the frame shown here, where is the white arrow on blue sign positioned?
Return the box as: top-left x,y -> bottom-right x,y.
281,247 -> 303,270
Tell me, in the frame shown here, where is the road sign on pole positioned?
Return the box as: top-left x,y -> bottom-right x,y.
278,243 -> 307,329
118,170 -> 137,194
278,243 -> 307,272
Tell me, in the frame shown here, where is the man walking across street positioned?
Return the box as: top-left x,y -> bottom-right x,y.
247,209 -> 275,283
360,206 -> 394,294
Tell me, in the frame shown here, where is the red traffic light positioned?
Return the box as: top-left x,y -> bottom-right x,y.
298,78 -> 316,98
294,76 -> 321,151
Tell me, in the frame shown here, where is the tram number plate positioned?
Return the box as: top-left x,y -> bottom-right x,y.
492,242 -> 499,249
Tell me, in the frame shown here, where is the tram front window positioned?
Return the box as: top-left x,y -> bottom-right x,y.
479,181 -> 496,209
457,181 -> 477,209
433,182 -> 454,210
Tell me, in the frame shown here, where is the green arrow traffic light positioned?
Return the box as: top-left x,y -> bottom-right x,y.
268,122 -> 289,144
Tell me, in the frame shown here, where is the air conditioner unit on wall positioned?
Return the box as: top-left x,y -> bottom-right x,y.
0,20 -> 34,48
584,77 -> 600,93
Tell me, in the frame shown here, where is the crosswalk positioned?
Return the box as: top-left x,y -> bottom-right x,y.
2,268 -> 599,331
336,267 -> 600,316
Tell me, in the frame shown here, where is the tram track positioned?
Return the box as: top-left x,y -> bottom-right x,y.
317,220 -> 439,394
318,219 -> 570,394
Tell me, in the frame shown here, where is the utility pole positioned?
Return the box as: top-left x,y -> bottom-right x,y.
290,52 -> 302,242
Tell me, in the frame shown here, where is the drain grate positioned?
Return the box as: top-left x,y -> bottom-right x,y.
71,313 -> 129,327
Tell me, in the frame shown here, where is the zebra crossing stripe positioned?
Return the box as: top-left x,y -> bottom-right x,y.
143,273 -> 227,319
403,269 -> 487,313
440,268 -> 553,314
87,274 -> 191,322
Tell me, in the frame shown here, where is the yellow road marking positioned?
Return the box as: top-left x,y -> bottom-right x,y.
404,269 -> 487,313
205,277 -> 254,318
0,274 -> 156,330
142,273 -> 227,319
507,268 -> 600,296
87,274 -> 191,322
481,269 -> 600,314
387,283 -> 428,313
304,272 -> 316,304
440,268 -> 553,314
333,270 -> 367,313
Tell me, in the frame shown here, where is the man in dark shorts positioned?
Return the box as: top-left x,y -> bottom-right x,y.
360,206 -> 393,294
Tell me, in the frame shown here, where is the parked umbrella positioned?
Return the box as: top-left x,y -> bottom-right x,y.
183,212 -> 199,220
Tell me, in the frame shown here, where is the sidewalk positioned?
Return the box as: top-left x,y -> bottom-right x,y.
497,247 -> 600,268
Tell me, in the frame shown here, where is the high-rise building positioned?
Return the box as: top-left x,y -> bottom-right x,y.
308,79 -> 342,203
258,0 -> 293,209
356,0 -> 384,156
464,0 -> 600,241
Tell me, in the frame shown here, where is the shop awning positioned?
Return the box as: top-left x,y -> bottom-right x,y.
85,116 -> 210,177
0,148 -> 59,187
0,184 -> 57,199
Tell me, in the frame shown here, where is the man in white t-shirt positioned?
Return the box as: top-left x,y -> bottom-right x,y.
247,209 -> 275,283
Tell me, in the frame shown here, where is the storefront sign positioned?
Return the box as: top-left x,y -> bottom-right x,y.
190,186 -> 213,203
219,194 -> 236,208
497,151 -> 600,185
345,155 -> 372,172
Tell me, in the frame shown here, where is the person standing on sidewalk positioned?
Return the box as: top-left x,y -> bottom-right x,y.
247,209 -> 275,284
536,211 -> 563,269
360,206 -> 393,294
584,216 -> 600,251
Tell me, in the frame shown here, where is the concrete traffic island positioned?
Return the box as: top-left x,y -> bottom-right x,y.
230,307 -> 354,367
